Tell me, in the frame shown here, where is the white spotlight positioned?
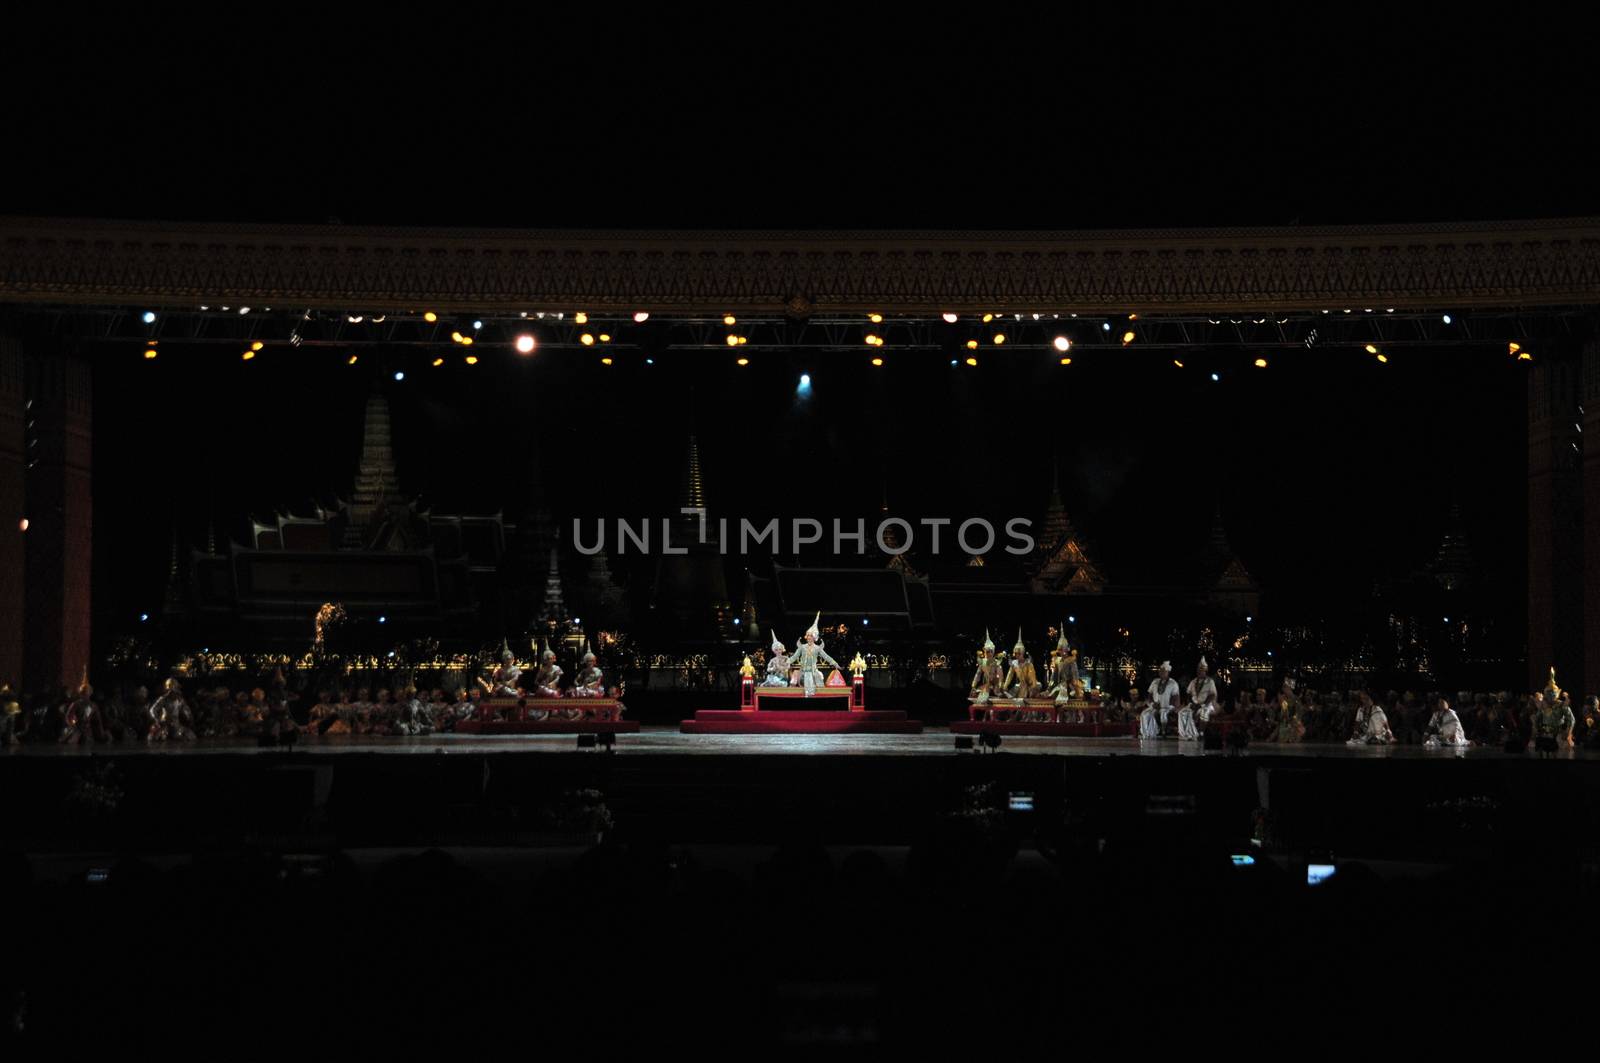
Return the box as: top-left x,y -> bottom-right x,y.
142,311 -> 157,324
393,371 -> 405,382
515,334 -> 536,354
634,312 -> 650,323
941,313 -> 958,324
1442,314 -> 1453,324
1102,322 -> 1111,332
1053,336 -> 1071,352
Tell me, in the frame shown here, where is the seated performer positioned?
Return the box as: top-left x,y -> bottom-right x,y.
1046,625 -> 1084,706
1531,690 -> 1575,751
149,679 -> 196,742
1423,697 -> 1470,748
970,630 -> 1003,705
531,641 -> 564,697
791,613 -> 843,697
572,641 -> 605,697
1143,661 -> 1178,738
59,681 -> 104,745
1347,690 -> 1394,745
1179,657 -> 1216,742
1002,629 -> 1041,703
762,632 -> 791,686
479,644 -> 524,697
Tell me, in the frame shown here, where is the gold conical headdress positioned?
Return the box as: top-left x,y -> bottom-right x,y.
1013,627 -> 1026,654
982,628 -> 995,653
806,612 -> 821,640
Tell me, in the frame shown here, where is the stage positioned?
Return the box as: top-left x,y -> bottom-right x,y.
4,727 -> 1594,759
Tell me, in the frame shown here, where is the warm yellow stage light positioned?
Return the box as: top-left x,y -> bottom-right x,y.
1376,353 -> 1389,363
1173,360 -> 1184,368
871,357 -> 884,366
982,314 -> 994,324
241,351 -> 255,361
251,341 -> 264,351
993,334 -> 1006,345
1059,357 -> 1072,366
432,357 -> 444,367
869,313 -> 883,323
966,339 -> 979,350
724,315 -> 737,326
1517,351 -> 1532,361
1254,358 -> 1268,368
865,334 -> 880,346
347,355 -> 358,365
582,334 -> 596,346
143,349 -> 158,359
600,357 -> 613,366
736,357 -> 750,366
1508,342 -> 1522,355
1364,344 -> 1379,354
424,311 -> 438,323
727,335 -> 740,347
465,355 -> 479,365
964,356 -> 978,366
737,336 -> 748,345
574,312 -> 589,324
599,334 -> 611,343
1121,331 -> 1136,345
461,336 -> 473,346
451,332 -> 464,343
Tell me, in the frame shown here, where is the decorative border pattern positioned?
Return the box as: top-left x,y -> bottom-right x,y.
3,215 -> 1599,313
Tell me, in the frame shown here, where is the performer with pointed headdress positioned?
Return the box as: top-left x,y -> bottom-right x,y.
970,629 -> 1004,704
480,639 -> 525,697
573,639 -> 606,697
1143,662 -> 1178,738
1045,624 -> 1084,705
763,630 -> 792,687
149,678 -> 196,742
1002,629 -> 1041,702
790,612 -> 843,697
531,639 -> 563,698
1178,657 -> 1216,741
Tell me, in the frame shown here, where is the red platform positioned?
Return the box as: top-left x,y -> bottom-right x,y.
950,720 -> 1137,738
681,710 -> 922,735
455,719 -> 639,735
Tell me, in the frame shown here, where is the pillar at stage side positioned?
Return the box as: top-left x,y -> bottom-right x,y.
22,353 -> 92,692
1528,352 -> 1583,693
0,341 -> 25,688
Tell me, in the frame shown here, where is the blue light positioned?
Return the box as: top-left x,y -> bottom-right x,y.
646,358 -> 655,365
378,615 -> 387,624
950,359 -> 958,366
142,311 -> 157,324
800,373 -> 811,388
393,371 -> 404,381
1266,650 -> 1273,657
1210,373 -> 1220,382
472,320 -> 483,330
732,618 -> 741,625
862,618 -> 869,626
139,613 -> 149,622
1101,322 -> 1111,332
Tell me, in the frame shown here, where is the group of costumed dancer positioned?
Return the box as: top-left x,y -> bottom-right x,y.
474,639 -> 611,702
968,626 -> 1087,716
759,613 -> 845,696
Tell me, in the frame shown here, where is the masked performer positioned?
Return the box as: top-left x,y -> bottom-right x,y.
1179,657 -> 1217,742
763,632 -> 792,687
970,630 -> 1004,705
790,613 -> 843,697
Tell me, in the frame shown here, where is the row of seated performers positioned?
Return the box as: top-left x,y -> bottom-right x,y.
475,639 -> 614,699
970,626 -> 1087,706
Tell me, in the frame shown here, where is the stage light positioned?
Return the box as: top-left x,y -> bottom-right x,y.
142,311 -> 157,324
424,311 -> 438,323
1053,336 -> 1071,352
871,357 -> 884,366
736,357 -> 749,366
799,373 -> 811,387
646,358 -> 655,365
251,341 -> 264,351
1246,616 -> 1253,623
599,334 -> 611,343
726,335 -> 740,347
1102,322 -> 1111,332
950,359 -> 958,366
1508,342 -> 1522,356
1068,615 -> 1076,623
869,313 -> 883,323
238,307 -> 251,315
18,518 -> 26,532
143,348 -> 157,360
432,357 -> 444,367
574,312 -> 589,324
140,613 -> 149,622
724,314 -> 737,325
582,334 -> 596,345
1121,330 -> 1136,345
1518,350 -> 1532,362
993,333 -> 1006,345
1059,357 -> 1072,366
601,357 -> 614,365
737,336 -> 748,345
1442,313 -> 1452,324
465,355 -> 478,365
348,315 -> 364,323
393,371 -> 404,381
378,616 -> 387,624
348,355 -> 358,365
473,320 -> 483,330
1210,372 -> 1220,382
966,339 -> 979,350
942,313 -> 958,323
451,331 -> 464,343
1376,353 -> 1389,363
965,357 -> 978,366
864,334 -> 879,346
982,313 -> 994,323
1254,357 -> 1268,368
1173,360 -> 1184,368
1128,313 -> 1138,320
1365,344 -> 1379,354
515,334 -> 536,354
634,312 -> 650,323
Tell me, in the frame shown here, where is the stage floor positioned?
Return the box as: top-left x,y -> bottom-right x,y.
3,726 -> 1593,761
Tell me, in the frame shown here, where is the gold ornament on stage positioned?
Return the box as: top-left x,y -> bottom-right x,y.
740,655 -> 757,679
849,652 -> 868,677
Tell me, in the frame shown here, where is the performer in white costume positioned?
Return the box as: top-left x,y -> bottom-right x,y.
763,631 -> 792,686
790,613 -> 842,697
1142,662 -> 1177,738
1346,691 -> 1394,745
1423,697 -> 1469,748
970,629 -> 1003,705
1179,657 -> 1217,741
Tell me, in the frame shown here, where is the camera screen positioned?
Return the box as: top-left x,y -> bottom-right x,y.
1008,792 -> 1034,812
1307,863 -> 1337,886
